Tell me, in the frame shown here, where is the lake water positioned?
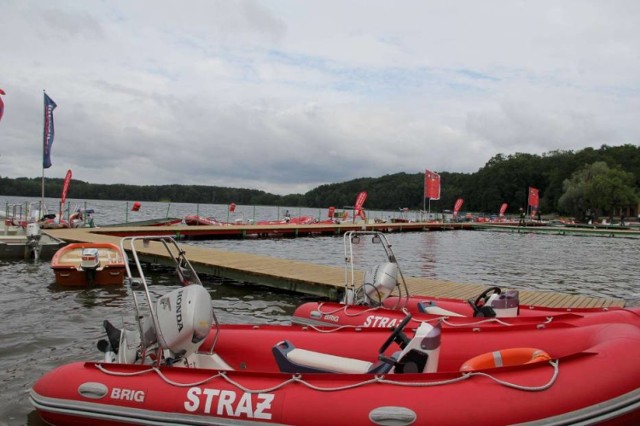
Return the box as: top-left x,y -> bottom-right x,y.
1,196 -> 639,425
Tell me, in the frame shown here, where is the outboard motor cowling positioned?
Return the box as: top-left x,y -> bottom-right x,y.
80,248 -> 100,270
363,262 -> 398,305
25,223 -> 42,260
490,289 -> 520,317
154,285 -> 213,358
26,223 -> 42,240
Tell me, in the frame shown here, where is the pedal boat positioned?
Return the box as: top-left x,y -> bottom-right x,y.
51,242 -> 126,286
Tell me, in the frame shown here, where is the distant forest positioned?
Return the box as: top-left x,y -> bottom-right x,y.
1,144 -> 639,218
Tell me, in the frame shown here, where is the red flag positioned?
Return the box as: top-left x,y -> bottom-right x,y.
424,170 -> 441,200
354,191 -> 367,220
61,169 -> 72,204
453,198 -> 464,217
528,187 -> 539,208
0,88 -> 5,124
499,203 -> 508,217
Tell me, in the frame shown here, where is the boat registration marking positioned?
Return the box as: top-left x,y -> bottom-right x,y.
363,315 -> 402,328
184,387 -> 273,419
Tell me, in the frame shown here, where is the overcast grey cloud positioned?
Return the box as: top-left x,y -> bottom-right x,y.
1,1 -> 639,194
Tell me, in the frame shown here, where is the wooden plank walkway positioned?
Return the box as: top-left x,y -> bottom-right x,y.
44,228 -> 626,309
472,223 -> 640,238
73,221 -> 472,239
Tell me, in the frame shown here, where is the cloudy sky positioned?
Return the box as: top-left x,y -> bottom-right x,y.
1,1 -> 639,195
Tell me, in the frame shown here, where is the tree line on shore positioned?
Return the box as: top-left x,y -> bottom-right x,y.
1,144 -> 638,220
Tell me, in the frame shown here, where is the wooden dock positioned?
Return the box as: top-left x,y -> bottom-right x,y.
44,227 -> 626,309
472,223 -> 640,238
76,221 -> 472,239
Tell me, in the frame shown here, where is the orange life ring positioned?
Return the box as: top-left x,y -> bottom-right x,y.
459,347 -> 551,372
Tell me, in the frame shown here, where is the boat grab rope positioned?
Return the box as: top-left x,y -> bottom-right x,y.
378,360 -> 559,392
224,372 -> 382,393
401,307 -> 541,328
622,307 -> 640,319
438,315 -> 554,328
302,311 -> 554,334
316,302 -> 385,317
466,360 -> 559,391
95,360 -> 559,393
311,303 -> 555,328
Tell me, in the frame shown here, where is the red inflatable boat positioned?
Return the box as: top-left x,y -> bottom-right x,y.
293,298 -> 640,329
256,215 -> 316,225
184,215 -> 228,226
292,231 -> 630,329
31,320 -> 640,425
31,236 -> 640,425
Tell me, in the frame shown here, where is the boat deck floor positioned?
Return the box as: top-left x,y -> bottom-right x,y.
56,247 -> 124,265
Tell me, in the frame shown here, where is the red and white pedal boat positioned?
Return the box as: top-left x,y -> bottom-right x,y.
51,242 -> 126,286
31,236 -> 640,425
293,231 -> 632,329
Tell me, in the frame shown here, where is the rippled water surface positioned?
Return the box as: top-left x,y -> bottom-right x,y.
1,197 -> 639,425
194,231 -> 640,303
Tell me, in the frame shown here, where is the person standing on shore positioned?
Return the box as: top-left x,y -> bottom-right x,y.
518,208 -> 526,226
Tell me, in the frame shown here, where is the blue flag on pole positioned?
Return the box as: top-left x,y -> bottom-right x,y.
43,93 -> 57,169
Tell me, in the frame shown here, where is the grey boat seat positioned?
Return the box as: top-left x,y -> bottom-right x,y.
272,340 -> 397,374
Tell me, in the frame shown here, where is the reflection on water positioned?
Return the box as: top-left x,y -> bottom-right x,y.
1,197 -> 639,424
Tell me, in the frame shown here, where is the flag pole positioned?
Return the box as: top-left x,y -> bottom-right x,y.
40,167 -> 45,220
41,90 -> 57,220
40,90 -> 46,220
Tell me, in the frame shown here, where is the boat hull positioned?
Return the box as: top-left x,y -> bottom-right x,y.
184,215 -> 226,226
102,218 -> 183,227
256,216 -> 316,225
52,267 -> 126,286
32,322 -> 640,425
